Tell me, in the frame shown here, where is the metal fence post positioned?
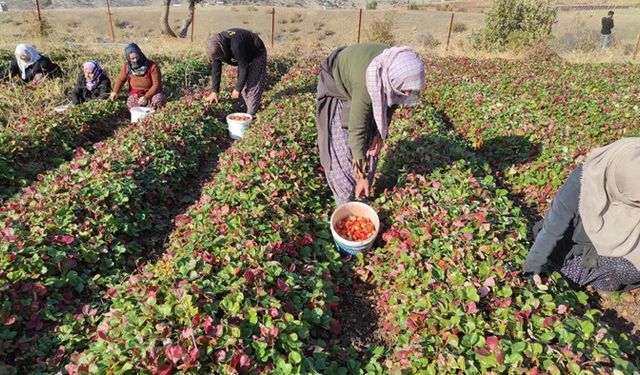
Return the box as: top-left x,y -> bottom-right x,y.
446,12 -> 454,51
357,8 -> 363,43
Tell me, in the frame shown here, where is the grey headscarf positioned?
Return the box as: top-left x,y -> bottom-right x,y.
124,43 -> 149,76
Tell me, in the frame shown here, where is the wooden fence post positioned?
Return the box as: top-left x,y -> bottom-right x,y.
190,4 -> 196,42
445,12 -> 454,51
271,8 -> 275,49
357,8 -> 363,43
106,0 -> 115,42
35,0 -> 43,36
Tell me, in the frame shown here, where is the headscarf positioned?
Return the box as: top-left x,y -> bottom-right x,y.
124,43 -> 149,76
206,33 -> 226,60
579,137 -> 640,269
15,44 -> 41,80
83,61 -> 106,91
365,46 -> 425,140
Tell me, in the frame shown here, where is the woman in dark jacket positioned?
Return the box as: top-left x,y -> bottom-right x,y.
70,61 -> 111,105
523,138 -> 640,291
205,28 -> 267,115
316,43 -> 425,205
3,44 -> 63,84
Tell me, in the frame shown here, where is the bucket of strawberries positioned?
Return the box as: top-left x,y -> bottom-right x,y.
330,201 -> 380,255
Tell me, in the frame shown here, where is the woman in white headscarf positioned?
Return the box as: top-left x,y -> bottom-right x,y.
2,44 -> 63,83
523,138 -> 640,291
316,43 -> 425,205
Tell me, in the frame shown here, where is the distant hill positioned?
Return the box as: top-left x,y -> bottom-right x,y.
5,0 -> 159,9
0,0 -> 409,10
5,0 -> 639,11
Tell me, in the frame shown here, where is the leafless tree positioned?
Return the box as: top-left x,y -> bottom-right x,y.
160,0 -> 204,38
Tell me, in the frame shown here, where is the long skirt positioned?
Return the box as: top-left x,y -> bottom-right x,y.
324,100 -> 377,205
533,220 -> 640,291
242,50 -> 268,115
126,92 -> 167,110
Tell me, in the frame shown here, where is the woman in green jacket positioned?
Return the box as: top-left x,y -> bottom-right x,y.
316,43 -> 425,204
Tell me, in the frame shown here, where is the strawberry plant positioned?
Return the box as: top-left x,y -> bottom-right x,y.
359,102 -> 639,372
0,92 -> 234,372
0,99 -> 126,200
65,60 -> 381,374
423,57 -> 640,212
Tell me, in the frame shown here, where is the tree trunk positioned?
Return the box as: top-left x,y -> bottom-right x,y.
160,0 -> 177,37
177,0 -> 196,38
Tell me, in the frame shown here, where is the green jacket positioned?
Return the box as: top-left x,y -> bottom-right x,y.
332,43 -> 387,162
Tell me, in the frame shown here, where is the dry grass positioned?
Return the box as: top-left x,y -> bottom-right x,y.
0,5 -> 638,65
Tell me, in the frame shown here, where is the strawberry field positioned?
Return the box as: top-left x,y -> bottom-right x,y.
1,51 -> 640,374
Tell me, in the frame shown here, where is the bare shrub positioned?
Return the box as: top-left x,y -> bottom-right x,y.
452,22 -> 467,33
24,12 -> 52,37
418,33 -> 441,49
366,17 -> 395,45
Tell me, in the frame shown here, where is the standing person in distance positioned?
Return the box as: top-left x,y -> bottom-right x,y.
205,28 -> 268,116
600,11 -> 614,50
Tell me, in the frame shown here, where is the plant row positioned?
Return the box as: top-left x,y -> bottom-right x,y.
357,102 -> 639,373
0,92 -> 234,373
423,57 -> 640,212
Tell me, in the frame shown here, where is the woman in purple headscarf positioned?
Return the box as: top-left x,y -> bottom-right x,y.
316,43 -> 425,205
70,61 -> 111,105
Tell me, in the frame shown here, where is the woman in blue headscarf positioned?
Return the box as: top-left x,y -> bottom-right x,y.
110,43 -> 166,109
70,61 -> 111,105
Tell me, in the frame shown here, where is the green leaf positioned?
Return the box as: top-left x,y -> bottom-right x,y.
288,351 -> 302,364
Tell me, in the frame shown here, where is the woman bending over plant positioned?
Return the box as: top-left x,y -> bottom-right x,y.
523,138 -> 640,291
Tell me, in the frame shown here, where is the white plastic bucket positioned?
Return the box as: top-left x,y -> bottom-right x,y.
54,105 -> 70,114
226,112 -> 253,140
330,202 -> 380,255
130,106 -> 155,123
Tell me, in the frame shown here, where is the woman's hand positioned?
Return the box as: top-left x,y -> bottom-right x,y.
531,274 -> 549,290
206,92 -> 219,105
231,89 -> 240,100
355,178 -> 370,200
109,92 -> 118,101
137,96 -> 149,106
367,134 -> 384,158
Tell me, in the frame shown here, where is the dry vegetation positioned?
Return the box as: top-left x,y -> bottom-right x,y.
0,4 -> 638,63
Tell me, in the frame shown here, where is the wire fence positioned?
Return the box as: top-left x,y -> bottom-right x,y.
1,2 -> 639,58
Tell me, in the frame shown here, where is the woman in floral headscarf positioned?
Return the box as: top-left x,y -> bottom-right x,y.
316,43 -> 425,205
1,44 -> 62,84
110,43 -> 166,109
523,138 -> 640,291
70,61 -> 111,105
